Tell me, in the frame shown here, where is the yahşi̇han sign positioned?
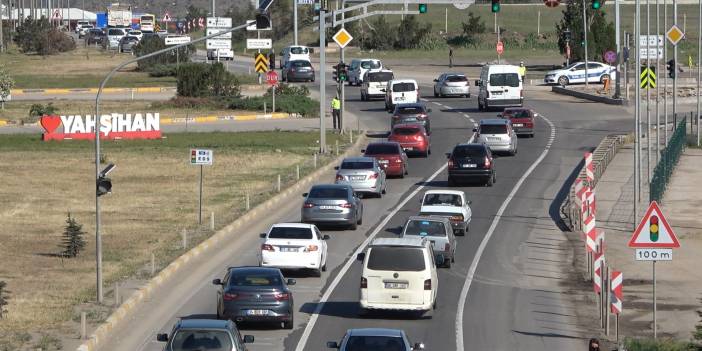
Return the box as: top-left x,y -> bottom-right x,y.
40,113 -> 162,141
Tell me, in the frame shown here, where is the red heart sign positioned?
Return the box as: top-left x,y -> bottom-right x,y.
40,115 -> 61,134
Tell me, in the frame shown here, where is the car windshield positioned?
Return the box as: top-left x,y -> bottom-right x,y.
268,226 -> 313,239
290,47 -> 308,54
396,107 -> 424,115
341,161 -> 375,170
367,247 -> 426,271
504,110 -> 531,118
489,73 -> 520,87
291,61 -> 311,67
392,127 -> 420,136
308,187 -> 348,199
229,272 -> 282,287
369,72 -> 393,82
423,193 -> 462,206
452,146 -> 486,158
480,124 -> 508,134
404,220 -> 447,237
364,144 -> 399,155
392,83 -> 416,92
345,336 -> 407,351
171,329 -> 233,351
108,29 -> 124,35
361,61 -> 381,69
446,75 -> 468,82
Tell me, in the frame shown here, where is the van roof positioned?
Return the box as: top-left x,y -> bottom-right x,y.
370,237 -> 426,248
484,64 -> 520,73
479,118 -> 510,126
390,78 -> 418,84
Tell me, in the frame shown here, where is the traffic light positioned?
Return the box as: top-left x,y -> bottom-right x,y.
650,215 -> 659,242
418,3 -> 427,13
337,62 -> 348,82
491,0 -> 500,13
591,0 -> 602,9
97,163 -> 115,197
332,64 -> 338,82
255,13 -> 271,30
667,59 -> 676,78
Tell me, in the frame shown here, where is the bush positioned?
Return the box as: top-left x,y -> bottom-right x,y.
29,103 -> 58,118
176,63 -> 240,98
147,64 -> 179,77
134,36 -> 192,72
14,18 -> 75,55
228,95 -> 319,117
265,83 -> 309,97
152,96 -> 227,110
624,338 -> 696,351
60,213 -> 86,258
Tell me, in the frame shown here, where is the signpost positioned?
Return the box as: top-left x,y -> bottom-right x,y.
639,35 -> 664,60
255,53 -> 269,73
206,17 -> 232,60
266,71 -> 279,113
610,271 -> 623,343
604,50 -> 617,64
164,35 -> 191,45
190,149 -> 213,225
247,38 -> 273,49
628,201 -> 680,339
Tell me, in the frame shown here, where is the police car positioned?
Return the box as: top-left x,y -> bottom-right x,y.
544,61 -> 616,86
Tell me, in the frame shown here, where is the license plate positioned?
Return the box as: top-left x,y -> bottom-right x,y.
491,91 -> 502,95
379,160 -> 389,164
279,247 -> 298,252
246,309 -> 268,316
513,123 -> 524,127
350,175 -> 365,181
319,205 -> 336,210
384,282 -> 408,289
403,118 -> 417,122
403,147 -> 414,151
396,96 -> 405,101
488,137 -> 501,141
462,163 -> 477,168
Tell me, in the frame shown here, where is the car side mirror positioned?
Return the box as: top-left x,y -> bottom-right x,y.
156,333 -> 169,342
356,252 -> 366,261
243,335 -> 255,343
212,278 -> 222,285
302,192 -> 309,197
323,234 -> 330,240
413,342 -> 425,350
496,113 -> 503,118
327,341 -> 340,349
334,166 -> 339,170
287,278 -> 296,285
433,79 -> 438,82
259,233 -> 267,238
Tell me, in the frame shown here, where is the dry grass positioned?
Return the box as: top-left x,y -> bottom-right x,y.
0,131 -> 349,349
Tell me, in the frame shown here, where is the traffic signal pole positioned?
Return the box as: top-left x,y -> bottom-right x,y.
340,0 -> 346,134
319,8 -> 327,153
583,0 -> 589,89
673,0 -> 678,121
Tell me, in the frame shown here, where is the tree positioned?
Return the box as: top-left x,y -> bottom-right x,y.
362,16 -> 395,50
133,36 -> 192,72
462,12 -> 486,38
0,281 -> 8,319
0,66 -> 15,109
395,16 -> 432,50
176,63 -> 241,98
224,3 -> 256,43
185,5 -> 207,26
556,0 -> 615,62
13,18 -> 75,55
270,0 -> 293,40
61,212 -> 86,258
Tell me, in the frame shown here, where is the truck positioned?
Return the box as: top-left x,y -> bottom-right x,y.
107,3 -> 132,28
96,13 -> 108,28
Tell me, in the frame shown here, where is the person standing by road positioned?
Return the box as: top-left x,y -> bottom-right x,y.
519,61 -> 527,82
331,95 -> 341,131
449,48 -> 454,68
588,338 -> 601,351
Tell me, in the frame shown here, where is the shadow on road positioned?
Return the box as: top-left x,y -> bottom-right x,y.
300,301 -> 432,320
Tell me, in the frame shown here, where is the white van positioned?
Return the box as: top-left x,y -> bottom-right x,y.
357,237 -> 439,315
361,69 -> 394,101
348,58 -> 382,86
104,27 -> 127,50
279,45 -> 310,68
476,64 -> 524,111
384,79 -> 420,111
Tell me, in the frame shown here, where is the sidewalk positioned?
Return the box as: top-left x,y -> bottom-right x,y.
595,143 -> 702,340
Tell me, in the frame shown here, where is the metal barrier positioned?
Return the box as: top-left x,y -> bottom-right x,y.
650,119 -> 687,203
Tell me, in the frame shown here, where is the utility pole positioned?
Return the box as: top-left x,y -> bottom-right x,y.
615,0 -> 621,98
340,0 -> 346,133
583,0 -> 589,89
663,0 -> 668,146
646,0 -> 651,183
319,7 -> 327,154
655,0 -> 660,162
698,0 -> 701,147
294,0 -> 298,45
673,0 -> 678,122
211,0 -> 215,16
635,0 -> 641,217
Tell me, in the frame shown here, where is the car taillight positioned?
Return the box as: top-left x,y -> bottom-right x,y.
395,158 -> 403,163
261,244 -> 274,251
445,243 -> 451,252
361,277 -> 367,289
449,214 -> 463,222
484,156 -> 491,169
417,114 -> 427,120
448,158 -> 455,169
303,202 -> 315,208
414,134 -> 423,141
424,279 -> 432,290
339,203 -> 353,208
369,172 -> 379,179
274,292 -> 290,301
392,115 -> 400,119
305,245 -> 319,252
223,293 -> 239,301
335,174 -> 344,181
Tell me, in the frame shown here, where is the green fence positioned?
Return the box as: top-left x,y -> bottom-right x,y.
650,118 -> 687,203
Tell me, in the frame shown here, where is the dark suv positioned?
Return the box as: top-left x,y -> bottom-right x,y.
446,143 -> 496,186
156,319 -> 254,351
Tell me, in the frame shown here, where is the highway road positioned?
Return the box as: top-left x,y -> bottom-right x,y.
97,67 -> 633,351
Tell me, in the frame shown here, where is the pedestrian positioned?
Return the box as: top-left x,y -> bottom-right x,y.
519,61 -> 527,82
588,338 -> 601,351
331,95 -> 341,131
449,48 -> 454,68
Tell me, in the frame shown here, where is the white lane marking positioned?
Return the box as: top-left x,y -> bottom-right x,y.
455,114 -> 556,351
295,136 -> 475,351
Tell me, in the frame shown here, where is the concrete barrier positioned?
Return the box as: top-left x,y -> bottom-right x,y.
551,86 -> 627,106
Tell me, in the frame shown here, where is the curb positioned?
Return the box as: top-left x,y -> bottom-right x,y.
551,86 -> 627,105
160,113 -> 294,125
76,132 -> 368,351
11,85 -> 263,95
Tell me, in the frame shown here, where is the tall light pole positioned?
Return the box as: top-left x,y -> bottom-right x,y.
583,0 -> 589,89
635,0 -> 641,218
614,0 -> 621,98
293,0 -> 298,45
697,0 -> 701,147
319,7 -> 327,153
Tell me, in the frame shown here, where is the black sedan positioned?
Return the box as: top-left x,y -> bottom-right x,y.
282,60 -> 315,82
85,29 -> 105,45
391,103 -> 432,134
213,266 -> 296,329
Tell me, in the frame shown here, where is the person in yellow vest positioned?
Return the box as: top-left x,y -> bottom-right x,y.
331,95 -> 341,131
518,61 -> 527,82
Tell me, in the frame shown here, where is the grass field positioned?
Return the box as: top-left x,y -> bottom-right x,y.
0,131 -> 349,350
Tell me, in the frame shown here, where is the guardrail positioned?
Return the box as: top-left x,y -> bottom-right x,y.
650,119 -> 687,203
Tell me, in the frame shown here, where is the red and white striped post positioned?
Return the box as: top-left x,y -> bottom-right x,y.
594,248 -> 605,326
585,151 -> 595,185
611,271 -> 623,342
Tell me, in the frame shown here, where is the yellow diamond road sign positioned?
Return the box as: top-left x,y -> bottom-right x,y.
666,25 -> 684,46
333,28 -> 353,49
255,53 -> 269,73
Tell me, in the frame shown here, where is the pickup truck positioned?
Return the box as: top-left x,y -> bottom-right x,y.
418,189 -> 472,235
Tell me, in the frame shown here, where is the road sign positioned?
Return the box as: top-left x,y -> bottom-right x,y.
639,47 -> 664,60
604,50 -> 617,64
635,248 -> 673,261
628,201 -> 680,248
52,9 -> 62,19
190,149 -> 213,166
266,71 -> 279,86
162,12 -> 171,22
610,271 -> 623,314
453,0 -> 475,9
255,53 -> 269,73
247,38 -> 273,49
333,28 -> 353,48
164,35 -> 191,45
206,28 -> 232,39
666,25 -> 685,46
206,39 -> 232,50
640,66 -> 657,89
206,17 -> 232,28
585,152 -> 594,184
584,214 -> 597,253
298,0 -> 315,4
207,17 -> 232,50
496,41 -> 504,55
639,34 -> 664,47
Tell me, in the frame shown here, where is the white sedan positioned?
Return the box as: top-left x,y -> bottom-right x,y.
259,223 -> 329,276
544,61 -> 616,86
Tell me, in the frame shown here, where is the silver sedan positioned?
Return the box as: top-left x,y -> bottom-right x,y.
334,157 -> 387,198
433,73 -> 471,98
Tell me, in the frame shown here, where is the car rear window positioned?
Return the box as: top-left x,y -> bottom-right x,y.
447,75 -> 468,82
369,72 -> 393,82
268,227 -> 313,239
452,146 -> 487,158
290,47 -> 308,54
404,220 -> 447,237
480,124 -> 508,134
423,193 -> 462,206
392,82 -> 416,92
489,73 -> 520,87
341,161 -> 375,170
504,109 -> 531,118
229,273 -> 282,287
308,187 -> 349,199
392,127 -> 420,136
291,60 -> 311,67
396,107 -> 425,115
108,29 -> 124,36
345,336 -> 408,351
365,144 -> 399,155
367,247 -> 426,271
171,329 -> 233,351
361,61 -> 381,69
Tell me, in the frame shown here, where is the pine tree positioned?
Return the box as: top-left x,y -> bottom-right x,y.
556,0 -> 615,62
0,281 -> 8,319
61,212 -> 86,258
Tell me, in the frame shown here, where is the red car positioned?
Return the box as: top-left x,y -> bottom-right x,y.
499,107 -> 536,138
388,123 -> 431,157
362,141 -> 409,178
